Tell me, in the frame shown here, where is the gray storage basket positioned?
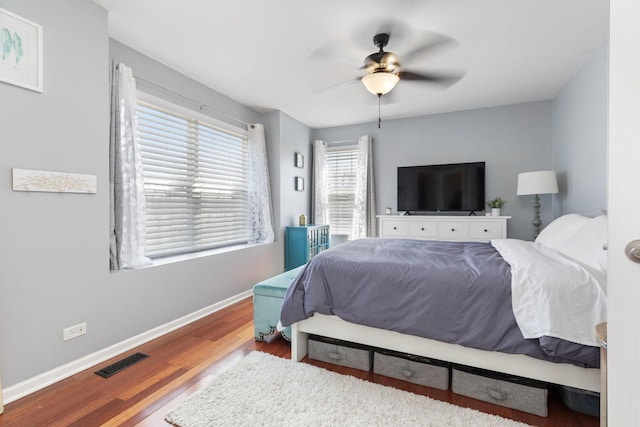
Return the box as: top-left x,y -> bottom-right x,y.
558,385 -> 600,417
452,364 -> 548,417
373,349 -> 450,390
308,335 -> 372,371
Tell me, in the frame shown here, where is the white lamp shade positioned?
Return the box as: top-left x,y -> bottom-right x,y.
516,170 -> 559,195
362,72 -> 399,95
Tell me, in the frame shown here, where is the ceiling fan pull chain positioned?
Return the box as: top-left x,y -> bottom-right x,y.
378,94 -> 382,128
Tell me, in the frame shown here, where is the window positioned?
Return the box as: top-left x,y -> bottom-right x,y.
325,145 -> 358,235
136,93 -> 249,257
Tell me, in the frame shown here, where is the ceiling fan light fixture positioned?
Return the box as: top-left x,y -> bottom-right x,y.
361,72 -> 399,95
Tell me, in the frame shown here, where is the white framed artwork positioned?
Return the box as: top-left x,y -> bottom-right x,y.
0,8 -> 43,92
12,168 -> 97,194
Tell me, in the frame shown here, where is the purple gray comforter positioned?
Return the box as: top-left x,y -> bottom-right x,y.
280,238 -> 598,368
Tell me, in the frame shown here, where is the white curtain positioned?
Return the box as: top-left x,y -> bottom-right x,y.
313,140 -> 330,226
350,135 -> 377,239
247,124 -> 275,243
109,62 -> 152,270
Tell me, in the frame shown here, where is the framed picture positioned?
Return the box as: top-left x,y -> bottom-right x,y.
295,176 -> 304,191
294,152 -> 304,168
0,8 -> 43,92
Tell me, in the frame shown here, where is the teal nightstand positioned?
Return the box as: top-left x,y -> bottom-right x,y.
285,225 -> 329,271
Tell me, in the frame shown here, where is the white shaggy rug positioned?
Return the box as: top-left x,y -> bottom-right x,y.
165,351 -> 532,427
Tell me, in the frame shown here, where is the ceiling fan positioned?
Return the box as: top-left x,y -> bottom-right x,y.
360,32 -> 462,97
314,30 -> 463,127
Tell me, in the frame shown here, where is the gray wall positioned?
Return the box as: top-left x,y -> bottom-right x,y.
552,44 -> 609,217
312,101 -> 554,241
0,0 -> 282,388
263,111 -> 313,234
263,110 -> 313,265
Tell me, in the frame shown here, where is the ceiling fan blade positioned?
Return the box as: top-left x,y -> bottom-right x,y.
313,77 -> 361,94
310,43 -> 362,69
401,36 -> 457,65
398,70 -> 464,87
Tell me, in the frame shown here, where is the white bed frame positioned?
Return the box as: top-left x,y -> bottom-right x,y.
291,313 -> 600,392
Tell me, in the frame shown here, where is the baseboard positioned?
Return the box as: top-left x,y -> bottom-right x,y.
3,290 -> 253,405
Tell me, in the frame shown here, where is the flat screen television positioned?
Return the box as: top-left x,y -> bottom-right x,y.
397,162 -> 485,213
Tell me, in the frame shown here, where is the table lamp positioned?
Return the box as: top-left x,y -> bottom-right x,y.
516,170 -> 559,239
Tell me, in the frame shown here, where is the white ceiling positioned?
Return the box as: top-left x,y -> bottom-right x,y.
92,0 -> 609,129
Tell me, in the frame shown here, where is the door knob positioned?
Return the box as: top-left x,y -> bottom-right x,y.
625,240 -> 640,263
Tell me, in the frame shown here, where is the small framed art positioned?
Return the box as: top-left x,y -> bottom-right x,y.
0,8 -> 43,92
295,176 -> 304,191
294,152 -> 304,168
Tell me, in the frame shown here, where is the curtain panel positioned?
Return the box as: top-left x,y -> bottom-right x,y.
350,135 -> 377,239
313,140 -> 330,226
247,123 -> 275,243
109,62 -> 151,270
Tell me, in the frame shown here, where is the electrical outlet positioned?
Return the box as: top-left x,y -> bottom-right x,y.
63,322 -> 87,341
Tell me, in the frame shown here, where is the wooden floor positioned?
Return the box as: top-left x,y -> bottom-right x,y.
0,297 -> 599,426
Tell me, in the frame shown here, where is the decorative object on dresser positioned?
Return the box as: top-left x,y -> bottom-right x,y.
486,197 -> 506,217
377,215 -> 510,241
285,224 -> 329,270
516,170 -> 559,239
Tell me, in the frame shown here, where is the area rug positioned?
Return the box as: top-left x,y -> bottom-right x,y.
165,351 -> 531,427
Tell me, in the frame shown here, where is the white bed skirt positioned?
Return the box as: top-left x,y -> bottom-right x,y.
291,314 -> 600,392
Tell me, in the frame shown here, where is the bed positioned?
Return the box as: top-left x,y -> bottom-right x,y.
280,213 -> 608,392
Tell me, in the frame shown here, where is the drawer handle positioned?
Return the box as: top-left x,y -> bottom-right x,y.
485,387 -> 507,401
484,229 -> 488,232
451,228 -> 455,232
393,226 -> 397,230
421,227 -> 425,231
398,368 -> 415,378
328,352 -> 343,360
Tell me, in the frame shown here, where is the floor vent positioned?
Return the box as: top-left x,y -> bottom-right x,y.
95,352 -> 149,378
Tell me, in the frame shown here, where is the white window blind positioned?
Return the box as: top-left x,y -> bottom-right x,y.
326,145 -> 358,235
136,98 -> 249,257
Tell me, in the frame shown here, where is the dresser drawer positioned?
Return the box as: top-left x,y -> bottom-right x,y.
409,221 -> 437,238
469,222 -> 503,239
438,222 -> 469,239
377,215 -> 509,241
382,220 -> 410,236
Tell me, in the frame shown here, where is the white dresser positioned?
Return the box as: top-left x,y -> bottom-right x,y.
377,215 -> 510,242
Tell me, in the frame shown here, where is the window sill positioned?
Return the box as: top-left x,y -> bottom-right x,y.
112,242 -> 274,272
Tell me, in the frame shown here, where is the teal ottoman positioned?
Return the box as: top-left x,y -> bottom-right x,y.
253,265 -> 305,342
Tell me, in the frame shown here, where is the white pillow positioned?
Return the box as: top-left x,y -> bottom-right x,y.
582,208 -> 607,218
552,215 -> 608,274
535,214 -> 591,250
